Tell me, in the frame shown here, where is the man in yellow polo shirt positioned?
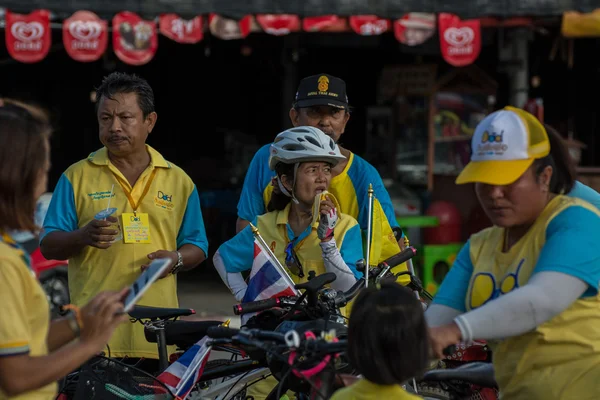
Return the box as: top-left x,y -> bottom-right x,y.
40,72 -> 208,373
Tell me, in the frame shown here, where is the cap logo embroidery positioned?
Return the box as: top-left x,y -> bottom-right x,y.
477,130 -> 508,156
317,75 -> 329,92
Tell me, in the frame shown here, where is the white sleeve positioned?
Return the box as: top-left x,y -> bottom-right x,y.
213,250 -> 248,302
425,304 -> 463,327
455,271 -> 588,342
319,238 -> 357,292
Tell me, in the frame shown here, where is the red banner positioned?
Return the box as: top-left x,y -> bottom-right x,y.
159,14 -> 203,43
303,16 -> 347,32
112,12 -> 158,66
63,11 -> 107,62
256,14 -> 300,36
208,14 -> 252,40
438,13 -> 481,67
5,9 -> 51,63
394,13 -> 435,46
349,16 -> 389,36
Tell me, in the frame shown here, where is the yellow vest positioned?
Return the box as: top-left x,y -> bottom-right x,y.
467,195 -> 600,399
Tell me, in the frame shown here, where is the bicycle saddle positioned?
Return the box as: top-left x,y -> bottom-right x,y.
422,362 -> 497,388
128,305 -> 195,320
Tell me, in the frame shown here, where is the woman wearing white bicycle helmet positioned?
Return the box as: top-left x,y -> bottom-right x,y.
214,126 -> 363,301
214,126 -> 363,400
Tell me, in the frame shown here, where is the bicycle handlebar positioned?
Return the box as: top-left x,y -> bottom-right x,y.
231,248 -> 417,318
206,326 -> 347,355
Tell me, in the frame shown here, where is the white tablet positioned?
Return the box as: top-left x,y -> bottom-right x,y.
123,257 -> 172,313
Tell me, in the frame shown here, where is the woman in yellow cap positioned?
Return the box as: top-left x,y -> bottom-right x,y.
426,107 -> 600,400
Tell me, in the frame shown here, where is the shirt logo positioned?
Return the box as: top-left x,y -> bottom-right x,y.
469,258 -> 525,310
154,190 -> 174,211
87,191 -> 115,201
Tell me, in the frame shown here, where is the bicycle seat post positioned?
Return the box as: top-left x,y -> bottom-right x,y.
146,320 -> 169,372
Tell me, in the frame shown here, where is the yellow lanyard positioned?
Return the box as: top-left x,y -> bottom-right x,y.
112,169 -> 157,215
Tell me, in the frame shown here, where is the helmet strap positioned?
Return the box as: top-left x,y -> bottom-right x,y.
276,163 -> 300,205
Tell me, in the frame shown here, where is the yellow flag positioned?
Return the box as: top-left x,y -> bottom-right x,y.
368,197 -> 411,286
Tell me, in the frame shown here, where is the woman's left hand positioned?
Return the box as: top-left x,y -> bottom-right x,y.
428,322 -> 463,359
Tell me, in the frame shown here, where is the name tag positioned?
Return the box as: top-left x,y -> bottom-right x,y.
121,213 -> 151,244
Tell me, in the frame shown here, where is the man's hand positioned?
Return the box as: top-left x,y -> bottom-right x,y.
79,217 -> 119,249
141,250 -> 178,279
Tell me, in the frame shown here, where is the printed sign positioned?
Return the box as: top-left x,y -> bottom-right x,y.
349,16 -> 390,36
159,14 -> 203,43
438,13 -> 481,67
63,11 -> 108,62
393,13 -> 435,46
256,14 -> 300,36
113,11 -> 158,66
5,9 -> 51,63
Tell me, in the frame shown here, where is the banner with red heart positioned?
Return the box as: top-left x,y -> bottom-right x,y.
256,14 -> 300,36
349,16 -> 389,36
159,14 -> 203,44
438,13 -> 481,67
63,11 -> 108,62
5,9 -> 51,63
112,12 -> 158,66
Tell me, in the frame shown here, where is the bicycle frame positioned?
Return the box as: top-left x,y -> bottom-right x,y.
192,367 -> 271,400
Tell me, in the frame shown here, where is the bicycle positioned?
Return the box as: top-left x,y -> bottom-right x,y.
59,247 -> 420,400
204,325 -> 348,400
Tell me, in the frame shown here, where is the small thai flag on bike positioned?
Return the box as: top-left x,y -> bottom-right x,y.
242,239 -> 296,302
157,335 -> 211,399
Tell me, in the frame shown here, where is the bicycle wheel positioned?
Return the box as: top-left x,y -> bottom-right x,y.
73,356 -> 174,399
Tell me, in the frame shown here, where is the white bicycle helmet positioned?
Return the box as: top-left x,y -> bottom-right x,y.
268,126 -> 345,171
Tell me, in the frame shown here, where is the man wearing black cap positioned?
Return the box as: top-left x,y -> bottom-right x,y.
236,73 -> 406,258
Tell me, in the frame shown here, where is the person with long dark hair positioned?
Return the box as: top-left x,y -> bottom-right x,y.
0,99 -> 127,399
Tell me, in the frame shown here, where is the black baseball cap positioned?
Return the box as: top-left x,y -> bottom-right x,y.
293,73 -> 349,110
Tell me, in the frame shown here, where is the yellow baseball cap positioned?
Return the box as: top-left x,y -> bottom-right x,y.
456,106 -> 550,185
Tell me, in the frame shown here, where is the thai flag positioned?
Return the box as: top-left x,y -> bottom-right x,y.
157,335 -> 211,399
242,239 -> 296,303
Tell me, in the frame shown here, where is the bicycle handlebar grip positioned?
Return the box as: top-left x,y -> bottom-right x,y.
206,326 -> 240,339
232,297 -> 280,315
378,247 -> 417,269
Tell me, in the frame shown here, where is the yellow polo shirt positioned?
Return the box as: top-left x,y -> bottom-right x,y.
42,145 -> 208,358
330,379 -> 422,400
0,234 -> 56,400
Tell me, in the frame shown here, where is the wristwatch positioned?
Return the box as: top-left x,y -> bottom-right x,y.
170,251 -> 184,275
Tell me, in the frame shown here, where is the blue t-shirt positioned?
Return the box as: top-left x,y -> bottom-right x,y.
568,181 -> 600,210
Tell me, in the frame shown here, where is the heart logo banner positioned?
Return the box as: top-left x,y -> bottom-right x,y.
438,13 -> 481,67
63,11 -> 108,62
5,9 -> 51,63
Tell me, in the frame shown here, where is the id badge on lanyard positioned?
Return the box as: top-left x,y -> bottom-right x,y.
114,169 -> 156,244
